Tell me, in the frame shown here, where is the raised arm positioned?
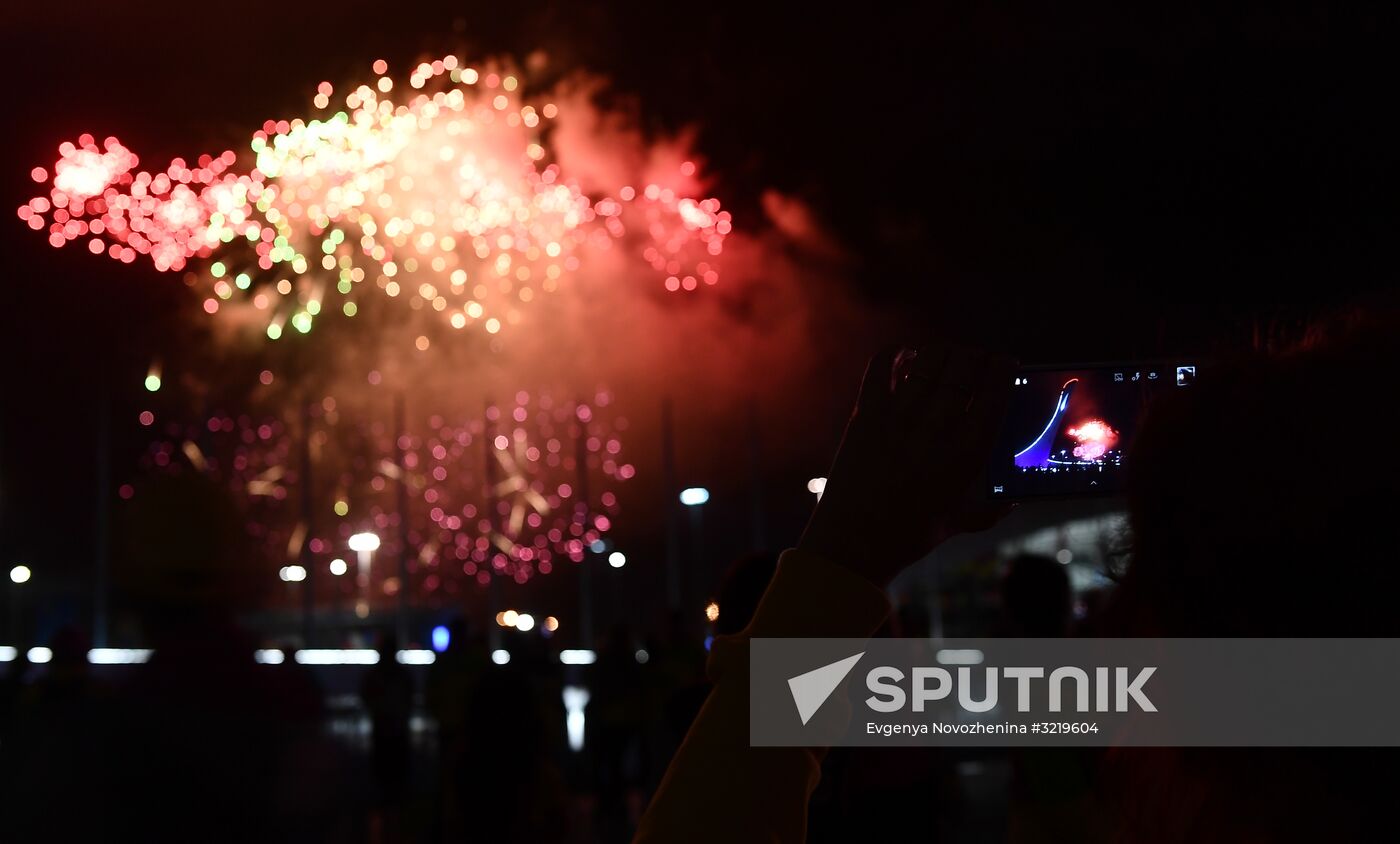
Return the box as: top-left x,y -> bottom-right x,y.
635,345 -> 1013,843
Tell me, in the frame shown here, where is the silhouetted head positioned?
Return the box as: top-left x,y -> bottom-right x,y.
1120,304 -> 1400,635
49,625 -> 90,671
714,551 -> 779,636
1000,554 -> 1071,636
116,470 -> 259,617
375,629 -> 400,660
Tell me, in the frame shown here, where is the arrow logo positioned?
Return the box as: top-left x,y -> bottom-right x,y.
787,652 -> 864,726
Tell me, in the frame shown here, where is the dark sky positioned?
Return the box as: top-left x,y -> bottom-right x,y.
2,2 -> 1397,626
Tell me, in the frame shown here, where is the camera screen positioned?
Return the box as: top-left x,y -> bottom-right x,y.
987,362 -> 1197,498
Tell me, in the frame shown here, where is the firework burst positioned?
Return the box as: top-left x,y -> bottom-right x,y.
1067,418 -> 1119,462
132,385 -> 630,596
20,56 -> 731,341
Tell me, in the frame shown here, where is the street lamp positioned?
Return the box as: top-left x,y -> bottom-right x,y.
8,565 -> 30,645
679,487 -> 710,506
348,531 -> 380,589
679,485 -> 710,581
348,532 -> 381,553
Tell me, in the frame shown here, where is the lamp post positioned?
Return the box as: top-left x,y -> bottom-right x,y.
329,558 -> 348,644
679,487 -> 709,619
9,565 -> 31,646
348,532 -> 380,625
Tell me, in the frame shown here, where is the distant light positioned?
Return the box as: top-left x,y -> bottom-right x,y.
9,565 -> 31,584
88,648 -> 152,664
935,649 -> 985,666
27,647 -> 52,664
143,373 -> 161,392
0,647 -> 17,662
431,625 -> 451,653
705,601 -> 720,623
590,539 -> 607,553
634,649 -> 650,664
329,558 -> 348,576
1056,549 -> 1074,565
348,532 -> 381,553
544,616 -> 559,632
608,551 -> 626,568
515,613 -> 536,632
501,609 -> 519,627
295,649 -> 379,665
563,685 -> 590,752
806,477 -> 827,498
279,565 -> 307,582
560,649 -> 597,665
679,487 -> 710,506
396,649 -> 436,665
254,649 -> 285,665
491,649 -> 511,665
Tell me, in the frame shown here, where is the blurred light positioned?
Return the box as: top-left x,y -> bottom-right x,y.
88,648 -> 151,664
0,647 -> 16,662
589,539 -> 607,553
348,532 -> 381,553
544,616 -> 559,632
279,565 -> 307,582
936,649 -> 985,665
679,487 -> 710,506
1056,548 -> 1074,565
501,609 -> 519,627
27,647 -> 52,664
807,477 -> 827,499
563,685 -> 590,752
705,601 -> 720,622
144,372 -> 161,393
559,649 -> 596,665
254,649 -> 285,664
515,613 -> 536,632
396,649 -> 436,665
329,558 -> 348,576
635,649 -> 650,664
431,625 -> 451,652
9,565 -> 31,584
608,551 -> 626,568
20,65 -> 733,337
295,649 -> 379,665
491,649 -> 511,665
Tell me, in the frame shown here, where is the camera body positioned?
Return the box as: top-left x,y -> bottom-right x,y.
987,361 -> 1199,499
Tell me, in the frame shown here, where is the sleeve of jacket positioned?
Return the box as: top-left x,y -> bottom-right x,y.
633,547 -> 891,843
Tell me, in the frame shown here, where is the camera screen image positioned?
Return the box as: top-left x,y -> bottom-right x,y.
988,363 -> 1195,498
